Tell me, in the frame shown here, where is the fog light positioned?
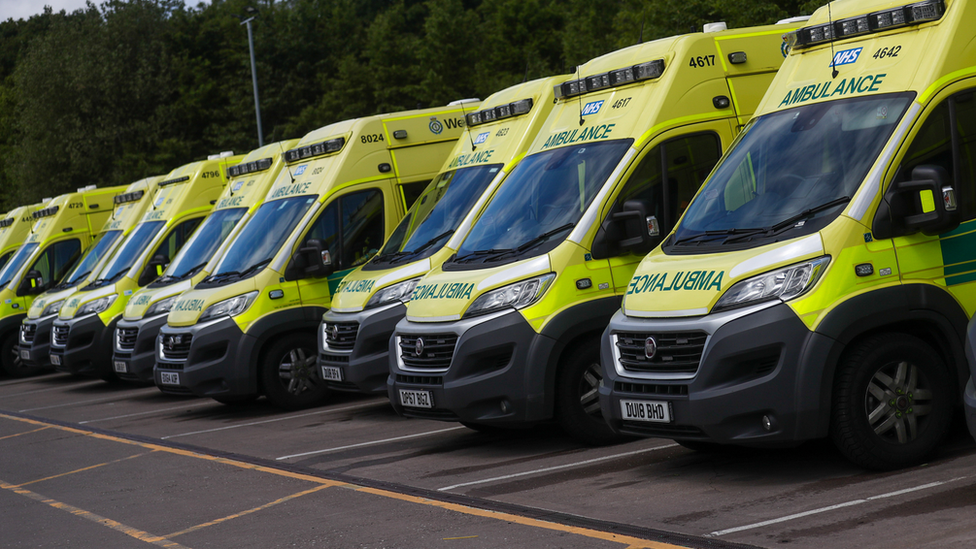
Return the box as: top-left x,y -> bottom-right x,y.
762,415 -> 773,431
500,400 -> 511,413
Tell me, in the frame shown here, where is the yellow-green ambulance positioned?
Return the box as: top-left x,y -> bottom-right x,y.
156,103 -> 473,408
113,141 -> 297,383
389,22 -> 799,444
51,153 -> 243,379
17,177 -> 161,375
0,187 -> 125,376
0,204 -> 42,272
319,77 -> 564,396
600,0 -> 973,470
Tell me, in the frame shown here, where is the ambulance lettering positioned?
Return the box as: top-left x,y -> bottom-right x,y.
448,150 -> 495,168
216,196 -> 245,209
132,295 -> 152,307
541,124 -> 616,150
626,270 -> 724,294
270,181 -> 313,199
410,282 -> 475,301
173,298 -> 206,312
778,73 -> 886,108
336,279 -> 376,294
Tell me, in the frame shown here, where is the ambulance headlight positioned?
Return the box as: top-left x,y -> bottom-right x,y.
463,274 -> 555,319
77,294 -> 118,316
41,300 -> 65,317
145,296 -> 178,317
713,257 -> 829,312
365,278 -> 422,309
198,291 -> 258,322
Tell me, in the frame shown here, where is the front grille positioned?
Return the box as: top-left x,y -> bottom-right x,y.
319,353 -> 349,364
395,374 -> 443,386
398,333 -> 457,371
117,327 -> 138,351
324,322 -> 358,351
620,421 -> 704,438
52,325 -> 69,347
20,323 -> 36,343
156,361 -> 184,371
159,333 -> 192,361
615,382 -> 688,396
615,331 -> 707,374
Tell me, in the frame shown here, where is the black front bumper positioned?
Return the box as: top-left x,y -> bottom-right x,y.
113,314 -> 168,383
51,314 -> 118,377
388,310 -> 555,425
19,315 -> 57,369
600,302 -> 833,446
319,303 -> 405,394
155,318 -> 257,398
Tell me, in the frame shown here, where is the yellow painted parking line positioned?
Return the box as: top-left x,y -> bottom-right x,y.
0,414 -> 697,549
0,425 -> 49,440
0,479 -> 193,548
159,485 -> 332,539
14,451 -> 154,488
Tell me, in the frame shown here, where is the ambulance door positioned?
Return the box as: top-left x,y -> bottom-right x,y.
23,238 -> 82,295
887,83 -> 976,312
295,185 -> 392,309
603,123 -> 729,292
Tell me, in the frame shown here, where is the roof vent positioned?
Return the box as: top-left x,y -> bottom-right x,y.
703,22 -> 727,33
220,151 -> 234,158
777,16 -> 811,24
448,98 -> 480,106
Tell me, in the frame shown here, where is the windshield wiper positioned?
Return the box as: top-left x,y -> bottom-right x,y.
673,229 -> 764,247
768,196 -> 851,233
159,262 -> 209,284
56,270 -> 91,290
238,258 -> 272,278
388,230 -> 456,264
513,223 -> 575,254
454,248 -> 515,264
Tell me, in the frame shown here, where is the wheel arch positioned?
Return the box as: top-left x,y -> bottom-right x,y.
244,306 -> 325,394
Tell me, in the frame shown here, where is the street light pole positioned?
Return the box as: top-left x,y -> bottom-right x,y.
240,8 -> 264,147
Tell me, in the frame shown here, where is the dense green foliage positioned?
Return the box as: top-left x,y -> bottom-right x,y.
0,0 -> 824,209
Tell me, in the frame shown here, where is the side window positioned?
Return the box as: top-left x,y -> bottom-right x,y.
899,91 -> 976,220
153,218 -> 202,261
0,250 -> 12,272
617,133 -> 722,232
31,239 -> 81,288
399,181 -> 429,211
302,188 -> 384,271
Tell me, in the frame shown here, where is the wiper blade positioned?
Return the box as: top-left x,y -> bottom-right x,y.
164,262 -> 209,283
768,196 -> 851,233
673,229 -> 762,247
454,248 -> 515,264
513,223 -> 574,254
238,258 -> 272,278
203,270 -> 241,283
390,230 -> 456,264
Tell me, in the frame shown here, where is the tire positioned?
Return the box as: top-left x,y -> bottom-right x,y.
831,333 -> 953,471
259,333 -> 329,410
555,343 -> 623,446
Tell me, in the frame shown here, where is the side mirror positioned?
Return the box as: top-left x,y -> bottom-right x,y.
139,254 -> 168,286
285,239 -> 333,281
592,199 -> 658,260
17,270 -> 44,297
873,165 -> 957,239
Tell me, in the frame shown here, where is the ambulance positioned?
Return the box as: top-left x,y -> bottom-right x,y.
113,141 -> 297,383
0,186 -> 125,376
389,23 -> 799,444
319,77 -> 564,396
156,103 -> 473,409
17,177 -> 161,375
600,0 -> 973,469
51,153 -> 243,379
0,204 -> 42,272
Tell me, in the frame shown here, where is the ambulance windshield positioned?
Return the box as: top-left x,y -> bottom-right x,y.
57,230 -> 122,289
155,208 -> 247,285
0,243 -> 38,290
670,93 -> 913,251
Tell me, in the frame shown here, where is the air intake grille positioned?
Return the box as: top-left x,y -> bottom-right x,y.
324,322 -> 358,351
398,333 -> 457,371
159,333 -> 192,361
615,332 -> 706,374
52,325 -> 69,347
116,327 -> 138,351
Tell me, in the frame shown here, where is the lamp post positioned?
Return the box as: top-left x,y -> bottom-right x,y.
239,6 -> 264,147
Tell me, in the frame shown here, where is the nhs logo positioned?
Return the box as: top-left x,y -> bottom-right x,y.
581,100 -> 605,116
294,165 -> 308,176
831,47 -> 862,67
474,132 -> 489,145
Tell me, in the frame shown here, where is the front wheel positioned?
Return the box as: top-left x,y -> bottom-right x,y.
260,334 -> 329,410
555,344 -> 624,446
831,333 -> 953,470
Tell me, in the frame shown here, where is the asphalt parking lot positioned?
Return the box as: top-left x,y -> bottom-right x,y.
2,372 -> 976,549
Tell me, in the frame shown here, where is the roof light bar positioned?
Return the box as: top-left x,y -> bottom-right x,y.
227,157 -> 273,179
787,0 -> 945,50
284,138 -> 345,164
554,59 -> 665,100
465,98 -> 534,127
32,206 -> 59,219
0,218 -> 13,228
159,175 -> 190,187
113,190 -> 146,205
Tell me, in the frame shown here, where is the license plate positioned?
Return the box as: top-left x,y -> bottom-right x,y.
50,354 -> 61,366
321,366 -> 342,382
620,399 -> 672,423
19,349 -> 29,360
399,389 -> 433,409
114,361 -> 127,373
159,371 -> 180,385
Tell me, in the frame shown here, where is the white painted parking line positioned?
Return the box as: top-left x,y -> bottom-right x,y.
706,476 -> 968,537
79,401 -> 214,424
276,426 -> 467,460
437,443 -> 680,492
0,380 -> 102,398
17,388 -> 158,412
160,400 -> 384,439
